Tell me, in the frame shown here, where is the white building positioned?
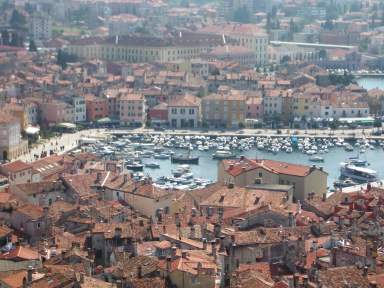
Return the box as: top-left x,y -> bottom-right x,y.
0,114 -> 28,161
72,96 -> 86,123
30,14 -> 52,42
168,95 -> 201,128
199,23 -> 269,66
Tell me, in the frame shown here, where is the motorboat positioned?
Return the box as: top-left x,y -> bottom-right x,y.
212,150 -> 236,159
171,151 -> 199,164
340,163 -> 377,183
333,178 -> 358,188
126,161 -> 144,171
145,162 -> 160,168
309,156 -> 324,162
154,153 -> 170,160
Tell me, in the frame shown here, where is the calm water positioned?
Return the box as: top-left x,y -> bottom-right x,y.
356,77 -> 384,90
141,146 -> 384,188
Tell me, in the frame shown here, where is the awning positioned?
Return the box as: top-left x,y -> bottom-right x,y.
25,126 -> 40,135
96,117 -> 119,124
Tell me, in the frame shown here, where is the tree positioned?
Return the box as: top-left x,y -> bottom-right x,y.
266,13 -> 272,32
281,55 -> 291,64
233,6 -> 251,23
289,18 -> 295,41
10,9 -> 26,29
319,49 -> 327,60
29,39 -> 37,52
57,49 -> 78,69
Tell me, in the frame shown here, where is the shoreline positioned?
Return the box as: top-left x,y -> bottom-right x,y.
106,127 -> 384,140
13,127 -> 384,163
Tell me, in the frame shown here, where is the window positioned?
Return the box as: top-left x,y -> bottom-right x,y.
259,172 -> 262,177
171,108 -> 177,114
180,108 -> 186,114
36,222 -> 41,229
189,109 -> 195,115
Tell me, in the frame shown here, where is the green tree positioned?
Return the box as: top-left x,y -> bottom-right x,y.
233,6 -> 251,23
10,9 -> 26,29
29,39 -> 37,52
319,49 -> 327,60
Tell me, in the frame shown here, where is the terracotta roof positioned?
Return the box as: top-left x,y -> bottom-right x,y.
13,204 -> 45,220
223,158 -> 325,177
0,246 -> 40,260
318,266 -> 369,288
1,161 -> 32,174
0,270 -> 27,288
200,185 -> 287,211
168,95 -> 201,108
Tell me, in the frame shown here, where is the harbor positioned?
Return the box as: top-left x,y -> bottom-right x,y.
78,132 -> 384,191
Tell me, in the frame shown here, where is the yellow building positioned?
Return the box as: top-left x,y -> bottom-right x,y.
217,157 -> 327,201
202,92 -> 247,128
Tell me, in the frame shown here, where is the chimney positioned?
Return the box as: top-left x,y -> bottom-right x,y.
288,212 -> 295,227
96,172 -> 102,183
116,280 -> 122,288
137,266 -> 142,278
303,275 -> 309,287
27,266 -> 33,284
322,193 -> 327,201
123,174 -> 128,183
166,256 -> 172,273
171,246 -> 177,260
363,266 -> 369,277
189,225 -> 196,239
202,238 -> 207,250
211,239 -> 217,259
240,155 -> 245,161
191,208 -> 197,217
219,235 -> 225,252
293,273 -> 300,288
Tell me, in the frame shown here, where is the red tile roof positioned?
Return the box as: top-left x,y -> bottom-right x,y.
223,158 -> 325,177
1,161 -> 32,174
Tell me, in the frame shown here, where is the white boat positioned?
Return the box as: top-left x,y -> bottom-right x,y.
145,162 -> 160,168
309,156 -> 324,162
340,163 -> 377,183
212,150 -> 236,159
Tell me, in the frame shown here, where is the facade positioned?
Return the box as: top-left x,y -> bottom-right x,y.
0,114 -> 28,161
30,14 -> 52,42
0,160 -> 34,184
65,33 -> 224,63
40,101 -> 67,125
72,96 -> 86,123
202,93 -> 246,128
118,93 -> 145,126
85,95 -> 109,122
10,204 -> 50,243
263,94 -> 283,118
198,23 -> 269,66
217,157 -> 328,201
168,95 -> 201,129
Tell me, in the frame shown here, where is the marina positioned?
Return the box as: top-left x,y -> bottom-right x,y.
78,133 -> 384,191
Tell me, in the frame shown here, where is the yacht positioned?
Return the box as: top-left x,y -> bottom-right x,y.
145,162 -> 160,168
309,156 -> 324,162
340,163 -> 377,183
212,150 -> 236,159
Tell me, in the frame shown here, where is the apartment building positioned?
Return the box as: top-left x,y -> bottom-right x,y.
217,157 -> 328,201
202,92 -> 246,128
29,14 -> 52,42
0,114 -> 28,161
168,95 -> 201,129
118,93 -> 145,126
